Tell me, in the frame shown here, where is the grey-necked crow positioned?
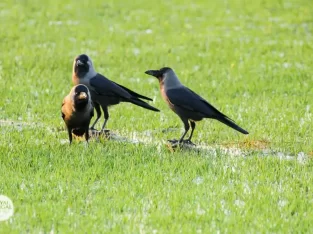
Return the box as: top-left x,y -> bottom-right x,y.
145,67 -> 248,145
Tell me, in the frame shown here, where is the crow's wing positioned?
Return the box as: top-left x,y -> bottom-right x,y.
166,86 -> 231,120
112,82 -> 153,101
89,74 -> 132,99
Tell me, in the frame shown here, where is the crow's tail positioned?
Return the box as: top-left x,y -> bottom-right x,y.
129,98 -> 160,112
216,117 -> 249,134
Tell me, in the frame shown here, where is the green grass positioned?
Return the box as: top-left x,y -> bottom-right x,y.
1,0 -> 313,232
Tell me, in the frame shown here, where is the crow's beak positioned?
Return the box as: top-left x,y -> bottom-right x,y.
77,92 -> 87,100
145,70 -> 161,78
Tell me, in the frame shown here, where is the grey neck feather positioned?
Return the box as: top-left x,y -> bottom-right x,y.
163,69 -> 183,90
84,68 -> 97,80
83,60 -> 97,79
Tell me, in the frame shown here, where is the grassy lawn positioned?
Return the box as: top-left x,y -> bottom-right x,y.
1,0 -> 313,232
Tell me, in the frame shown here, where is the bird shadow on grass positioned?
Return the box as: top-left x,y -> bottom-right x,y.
2,120 -> 310,162
72,129 -> 138,144
163,138 -> 306,162
164,140 -> 249,156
